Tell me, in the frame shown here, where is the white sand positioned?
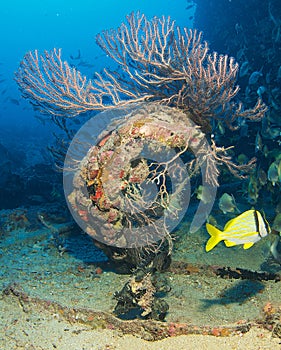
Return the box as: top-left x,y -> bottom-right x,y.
1,294 -> 280,350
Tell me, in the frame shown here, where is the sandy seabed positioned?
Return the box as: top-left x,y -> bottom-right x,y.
0,206 -> 281,349
0,294 -> 280,350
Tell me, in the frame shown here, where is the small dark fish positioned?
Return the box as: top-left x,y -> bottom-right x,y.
71,118 -> 81,125
10,98 -> 20,105
248,71 -> 262,85
78,60 -> 96,68
235,23 -> 243,35
34,114 -> 46,125
94,54 -> 107,60
1,89 -> 7,95
186,5 -> 194,10
236,48 -> 246,61
239,122 -> 248,137
188,16 -> 194,20
255,131 -> 263,153
70,49 -> 81,60
0,79 -> 6,83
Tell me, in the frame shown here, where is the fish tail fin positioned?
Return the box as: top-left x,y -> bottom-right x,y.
205,223 -> 223,252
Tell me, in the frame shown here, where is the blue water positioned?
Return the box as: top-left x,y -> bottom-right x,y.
0,0 -> 191,141
0,0 -> 192,207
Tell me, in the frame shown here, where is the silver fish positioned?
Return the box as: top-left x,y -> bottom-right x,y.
255,131 -> 263,153
257,85 -> 266,98
219,193 -> 239,214
270,235 -> 281,263
268,162 -> 279,185
239,61 -> 249,77
196,185 -> 213,204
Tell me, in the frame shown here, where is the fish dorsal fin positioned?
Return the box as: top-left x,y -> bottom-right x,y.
223,217 -> 237,230
223,210 -> 255,231
243,242 -> 254,249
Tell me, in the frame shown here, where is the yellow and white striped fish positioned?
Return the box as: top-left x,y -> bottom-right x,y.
205,210 -> 270,252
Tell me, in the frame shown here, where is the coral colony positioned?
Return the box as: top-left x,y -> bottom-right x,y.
15,13 -> 267,319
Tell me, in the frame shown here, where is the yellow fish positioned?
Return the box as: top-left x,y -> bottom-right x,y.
205,210 -> 270,252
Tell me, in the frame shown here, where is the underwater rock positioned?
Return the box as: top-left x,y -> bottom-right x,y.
65,103 -> 215,262
114,270 -> 170,321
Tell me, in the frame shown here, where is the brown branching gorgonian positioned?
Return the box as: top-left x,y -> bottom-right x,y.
16,12 -> 266,129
